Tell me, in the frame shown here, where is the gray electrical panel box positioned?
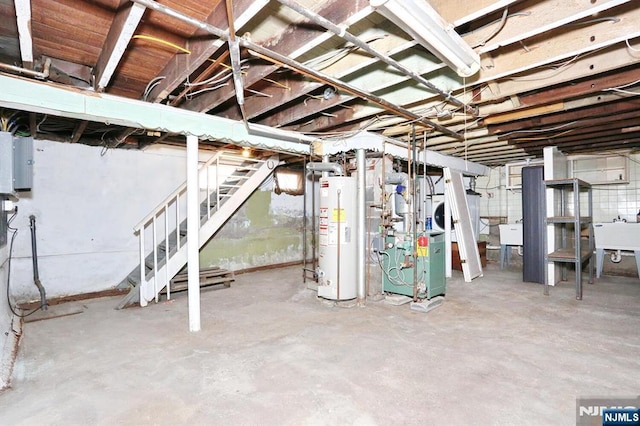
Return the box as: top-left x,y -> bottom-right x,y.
0,131 -> 33,194
13,135 -> 34,190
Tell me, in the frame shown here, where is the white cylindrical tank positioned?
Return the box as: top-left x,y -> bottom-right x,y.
317,176 -> 358,300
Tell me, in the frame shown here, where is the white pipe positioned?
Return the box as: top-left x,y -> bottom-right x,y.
187,134 -> 201,332
384,172 -> 407,185
610,249 -> 622,263
385,172 -> 409,230
356,149 -> 366,304
307,161 -> 344,176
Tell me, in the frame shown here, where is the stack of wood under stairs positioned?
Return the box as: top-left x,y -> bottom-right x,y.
162,266 -> 235,296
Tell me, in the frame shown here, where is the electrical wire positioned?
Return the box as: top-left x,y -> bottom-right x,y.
132,34 -> 190,54
142,76 -> 165,101
499,120 -> 579,137
602,79 -> 640,96
566,17 -> 620,26
5,212 -> 42,318
183,68 -> 233,87
472,8 -> 509,48
185,82 -> 230,99
508,46 -> 607,82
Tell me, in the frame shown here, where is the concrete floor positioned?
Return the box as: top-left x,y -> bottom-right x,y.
1,264 -> 639,425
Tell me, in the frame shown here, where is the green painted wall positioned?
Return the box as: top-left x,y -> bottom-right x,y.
199,189 -> 306,271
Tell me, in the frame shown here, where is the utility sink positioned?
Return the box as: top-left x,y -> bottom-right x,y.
498,223 -> 523,268
593,222 -> 640,278
593,222 -> 640,251
499,223 -> 523,246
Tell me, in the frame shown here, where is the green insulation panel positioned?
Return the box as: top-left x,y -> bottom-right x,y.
382,231 -> 445,299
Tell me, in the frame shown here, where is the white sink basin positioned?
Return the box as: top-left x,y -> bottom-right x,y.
499,223 -> 523,246
593,222 -> 640,251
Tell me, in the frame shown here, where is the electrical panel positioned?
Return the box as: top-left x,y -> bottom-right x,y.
0,131 -> 34,194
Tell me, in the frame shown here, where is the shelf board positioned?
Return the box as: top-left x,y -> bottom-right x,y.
544,178 -> 592,188
547,216 -> 592,224
547,247 -> 593,263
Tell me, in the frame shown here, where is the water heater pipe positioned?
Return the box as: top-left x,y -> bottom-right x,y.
385,172 -> 408,185
356,149 -> 366,304
306,161 -> 344,176
385,172 -> 409,229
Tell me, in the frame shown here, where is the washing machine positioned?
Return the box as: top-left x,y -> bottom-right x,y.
430,195 -> 451,233
428,193 -> 481,241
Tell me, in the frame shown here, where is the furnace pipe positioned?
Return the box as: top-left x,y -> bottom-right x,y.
356,148 -> 366,304
307,161 -> 344,176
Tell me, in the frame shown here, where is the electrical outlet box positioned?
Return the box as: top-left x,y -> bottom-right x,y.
13,135 -> 34,190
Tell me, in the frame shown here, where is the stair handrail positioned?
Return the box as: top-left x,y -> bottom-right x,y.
133,150 -> 229,233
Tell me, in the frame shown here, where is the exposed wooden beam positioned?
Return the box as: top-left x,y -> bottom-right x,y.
488,99 -> 640,135
466,0 -> 632,55
512,128 -> 640,147
181,0 -> 373,113
234,38 -> 428,120
477,41 -> 640,104
265,94 -> 357,128
170,51 -> 230,107
255,53 -> 447,127
230,0 -> 619,131
70,120 -> 89,143
29,112 -> 36,137
562,139 -> 640,154
292,28 -> 640,135
483,103 -> 565,125
518,66 -> 640,108
14,0 -> 33,69
433,0 -> 521,27
476,3 -> 640,83
94,3 -> 146,91
498,113 -> 640,142
148,0 -> 270,103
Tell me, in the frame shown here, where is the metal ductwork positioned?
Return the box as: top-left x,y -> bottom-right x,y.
306,162 -> 344,176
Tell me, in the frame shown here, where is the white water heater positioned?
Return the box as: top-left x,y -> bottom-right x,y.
317,176 -> 357,300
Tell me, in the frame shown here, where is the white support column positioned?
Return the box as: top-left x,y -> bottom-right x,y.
187,134 -> 201,332
356,148 -> 366,304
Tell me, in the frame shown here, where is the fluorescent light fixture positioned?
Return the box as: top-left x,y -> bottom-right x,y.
370,0 -> 481,77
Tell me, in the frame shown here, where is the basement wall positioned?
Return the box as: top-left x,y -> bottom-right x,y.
476,152 -> 640,276
0,239 -> 18,390
199,181 -> 307,271
7,139 -> 305,303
